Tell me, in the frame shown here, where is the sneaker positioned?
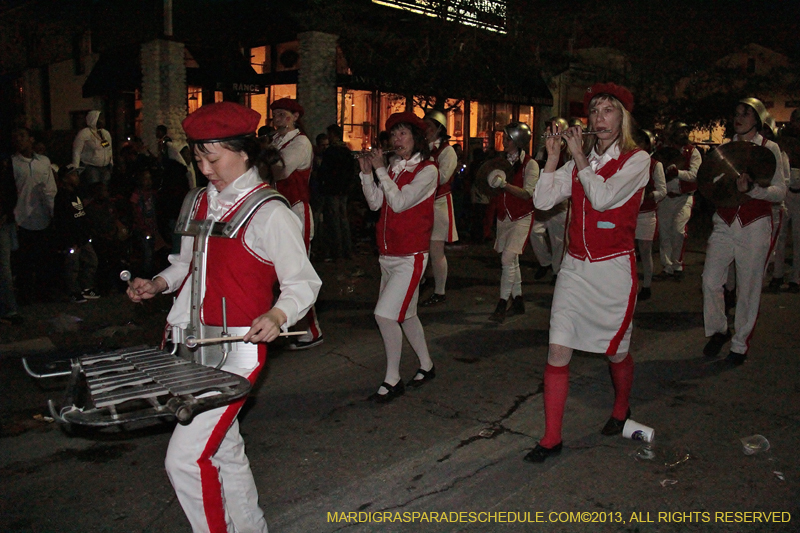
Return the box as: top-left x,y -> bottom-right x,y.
703,331 -> 731,357
81,288 -> 101,300
288,336 -> 324,351
71,293 -> 87,304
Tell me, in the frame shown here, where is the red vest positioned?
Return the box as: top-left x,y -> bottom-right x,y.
568,149 -> 644,262
639,159 -> 659,213
431,143 -> 454,199
275,134 -> 311,206
678,145 -> 699,194
193,185 -> 279,327
716,138 -> 774,227
498,154 -> 534,221
377,161 -> 436,256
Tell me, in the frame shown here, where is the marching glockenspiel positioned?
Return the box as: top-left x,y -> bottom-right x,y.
46,345 -> 252,427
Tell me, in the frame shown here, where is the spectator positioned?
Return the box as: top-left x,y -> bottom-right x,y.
319,124 -> 355,261
72,110 -> 113,190
0,156 -> 22,324
85,182 -> 131,293
11,126 -> 57,303
53,165 -> 100,303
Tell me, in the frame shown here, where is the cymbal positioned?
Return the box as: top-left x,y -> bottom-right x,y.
697,141 -> 777,208
652,147 -> 684,181
475,156 -> 512,198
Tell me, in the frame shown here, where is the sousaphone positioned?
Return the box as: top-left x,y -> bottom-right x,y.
697,141 -> 777,208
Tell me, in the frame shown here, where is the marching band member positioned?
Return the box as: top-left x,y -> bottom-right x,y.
127,102 -> 321,532
772,109 -> 800,293
655,121 -> 701,281
635,129 -> 667,300
358,112 -> 437,402
270,97 -> 324,350
526,83 -> 650,463
701,98 -> 786,364
488,122 -> 538,323
529,117 -> 570,284
419,110 -> 459,306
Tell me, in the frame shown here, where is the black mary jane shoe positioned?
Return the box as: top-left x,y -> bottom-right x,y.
368,381 -> 405,403
407,366 -> 436,388
523,442 -> 563,463
601,408 -> 631,436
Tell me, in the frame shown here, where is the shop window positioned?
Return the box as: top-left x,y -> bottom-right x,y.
338,88 -> 376,150
188,86 -> 203,115
250,46 -> 270,74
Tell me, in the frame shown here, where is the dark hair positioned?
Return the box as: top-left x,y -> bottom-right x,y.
192,135 -> 261,169
389,122 -> 430,160
257,125 -> 275,138
255,146 -> 283,185
316,133 -> 328,145
326,124 -> 343,139
156,125 -> 168,135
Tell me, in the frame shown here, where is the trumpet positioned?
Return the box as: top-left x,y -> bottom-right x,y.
541,129 -> 611,138
352,149 -> 395,159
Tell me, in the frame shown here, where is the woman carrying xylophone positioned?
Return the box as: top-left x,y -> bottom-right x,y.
127,101 -> 321,532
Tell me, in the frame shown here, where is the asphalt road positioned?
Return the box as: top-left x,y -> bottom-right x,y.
1,229 -> 798,533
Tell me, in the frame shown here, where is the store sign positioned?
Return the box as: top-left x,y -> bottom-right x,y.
216,82 -> 265,94
373,0 -> 506,33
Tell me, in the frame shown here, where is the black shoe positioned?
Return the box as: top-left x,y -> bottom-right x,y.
523,442 -> 563,463
368,380 -> 405,403
489,299 -> 507,323
765,277 -> 783,293
510,295 -> 525,315
407,366 -> 436,388
652,271 -> 673,282
672,270 -> 684,281
703,331 -> 732,357
638,287 -> 651,301
288,336 -> 324,351
788,282 -> 800,294
725,350 -> 747,366
601,408 -> 631,436
534,265 -> 551,280
420,293 -> 446,307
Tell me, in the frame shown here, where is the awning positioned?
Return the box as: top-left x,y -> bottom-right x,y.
186,47 -> 267,94
82,47 -> 142,97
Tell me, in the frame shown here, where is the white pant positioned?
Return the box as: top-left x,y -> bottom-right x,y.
165,350 -> 268,533
702,215 -> 772,354
529,210 -> 567,274
774,191 -> 800,282
658,194 -> 693,273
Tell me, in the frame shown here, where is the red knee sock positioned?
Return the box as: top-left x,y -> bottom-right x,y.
540,363 -> 570,448
608,354 -> 634,420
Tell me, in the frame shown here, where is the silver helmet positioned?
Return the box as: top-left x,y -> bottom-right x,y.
424,110 -> 447,131
738,97 -> 769,129
640,129 -> 657,153
549,117 -> 569,132
503,122 -> 532,151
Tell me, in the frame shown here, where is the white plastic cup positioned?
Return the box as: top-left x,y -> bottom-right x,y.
622,419 -> 655,443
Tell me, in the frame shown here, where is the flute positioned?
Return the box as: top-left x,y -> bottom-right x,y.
541,129 -> 611,138
352,150 -> 395,159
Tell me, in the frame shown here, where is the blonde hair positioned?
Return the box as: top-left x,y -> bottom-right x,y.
583,96 -> 638,156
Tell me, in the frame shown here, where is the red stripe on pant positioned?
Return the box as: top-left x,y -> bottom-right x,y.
199,348 -> 266,532
398,254 -> 425,323
301,201 -> 312,254
445,194 -> 455,242
607,253 -> 637,356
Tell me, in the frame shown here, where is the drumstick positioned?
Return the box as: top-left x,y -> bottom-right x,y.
120,270 -> 134,289
185,331 -> 307,348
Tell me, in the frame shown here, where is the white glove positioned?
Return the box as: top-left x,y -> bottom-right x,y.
488,170 -> 507,189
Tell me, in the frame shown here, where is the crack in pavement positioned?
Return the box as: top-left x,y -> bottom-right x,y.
330,458 -> 504,531
329,350 -> 372,370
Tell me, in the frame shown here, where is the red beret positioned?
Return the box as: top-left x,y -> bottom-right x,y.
385,112 -> 427,134
182,102 -> 261,142
584,82 -> 634,114
269,97 -> 304,118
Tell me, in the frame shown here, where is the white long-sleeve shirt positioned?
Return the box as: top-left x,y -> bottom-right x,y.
535,144 -> 650,212
12,153 -> 57,230
272,129 -> 312,177
72,127 -> 113,168
359,154 -> 438,213
432,142 -> 458,186
157,168 -> 321,330
652,161 -> 668,203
